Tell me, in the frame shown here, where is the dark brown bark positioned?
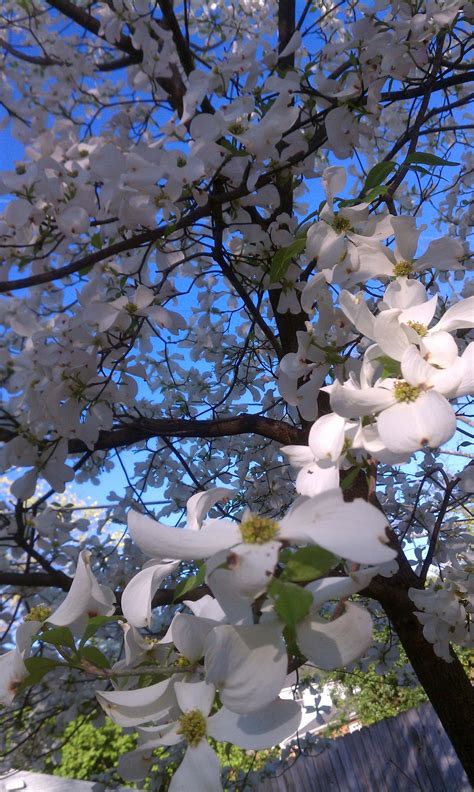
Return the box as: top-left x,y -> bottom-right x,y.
365,564 -> 474,785
0,414 -> 306,454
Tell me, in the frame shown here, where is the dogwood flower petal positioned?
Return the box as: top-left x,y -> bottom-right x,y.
280,490 -> 395,564
0,622 -> 39,705
435,297 -> 474,333
420,332 -> 459,369
373,310 -> 410,360
202,567 -> 255,626
207,698 -> 302,749
128,510 -> 241,560
170,741 -> 222,792
308,413 -> 347,462
399,296 -> 438,329
165,613 -> 217,663
121,560 -> 179,628
305,575 -> 370,608
339,291 -> 376,339
186,488 -> 235,531
383,278 -> 428,309
175,680 -> 215,717
280,445 -> 315,468
296,603 -> 372,669
48,550 -> 115,635
328,380 -> 395,418
96,678 -> 177,727
206,542 -> 280,605
184,595 -> 226,623
295,460 -> 340,496
204,623 -> 287,714
377,390 -> 456,453
401,345 -> 463,396
455,343 -> 474,397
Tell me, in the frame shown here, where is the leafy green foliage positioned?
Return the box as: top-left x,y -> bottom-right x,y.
268,578 -> 313,630
376,354 -> 402,379
280,546 -> 338,582
79,645 -> 111,669
51,719 -> 137,784
21,656 -> 62,687
173,562 -> 206,601
269,237 -> 307,283
40,627 -> 76,651
340,465 -> 362,491
405,151 -> 459,167
79,614 -> 123,647
362,161 -> 396,193
322,631 -> 428,730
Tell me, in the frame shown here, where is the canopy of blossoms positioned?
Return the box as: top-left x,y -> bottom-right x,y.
0,0 -> 473,788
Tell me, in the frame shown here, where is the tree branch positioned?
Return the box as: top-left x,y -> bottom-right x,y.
0,571 -> 71,591
0,414 -> 305,454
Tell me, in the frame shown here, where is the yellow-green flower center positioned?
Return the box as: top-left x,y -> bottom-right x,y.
175,655 -> 192,669
332,214 -> 352,234
342,437 -> 353,454
240,515 -> 279,544
393,260 -> 413,277
406,320 -> 428,337
24,605 -> 52,623
144,637 -> 160,650
126,303 -> 138,315
177,709 -> 207,747
393,380 -> 422,403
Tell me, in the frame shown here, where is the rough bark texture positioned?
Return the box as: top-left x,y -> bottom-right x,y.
366,564 -> 474,786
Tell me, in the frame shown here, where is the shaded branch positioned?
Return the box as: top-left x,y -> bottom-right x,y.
0,415 -> 305,454
0,571 -> 71,591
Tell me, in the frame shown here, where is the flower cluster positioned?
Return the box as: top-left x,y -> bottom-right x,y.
0,0 -> 472,783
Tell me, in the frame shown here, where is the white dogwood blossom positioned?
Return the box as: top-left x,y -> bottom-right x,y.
0,0 -> 473,785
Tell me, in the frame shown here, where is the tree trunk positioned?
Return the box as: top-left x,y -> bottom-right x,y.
366,565 -> 474,785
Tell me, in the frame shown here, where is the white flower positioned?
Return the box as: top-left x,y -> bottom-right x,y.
127,489 -> 395,624
305,166 -> 391,278
0,621 -> 39,706
328,345 -> 463,453
48,550 -> 115,636
281,413 -> 352,496
340,288 -> 474,364
116,680 -> 302,787
203,622 -> 287,713
56,205 -> 90,238
294,575 -> 374,670
84,285 -> 186,334
354,216 -> 463,282
122,488 -> 234,627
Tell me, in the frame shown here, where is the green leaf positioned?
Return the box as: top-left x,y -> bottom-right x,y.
363,161 -> 396,193
338,186 -> 388,208
267,579 -> 312,630
269,237 -> 307,284
375,354 -> 402,380
80,645 -> 111,669
79,615 -> 122,648
405,152 -> 459,167
90,233 -> 102,249
408,165 -> 432,177
281,546 -> 339,583
173,563 -> 206,602
341,466 -> 361,492
22,656 -> 61,686
219,139 -> 247,157
361,186 -> 389,203
40,627 -> 76,651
